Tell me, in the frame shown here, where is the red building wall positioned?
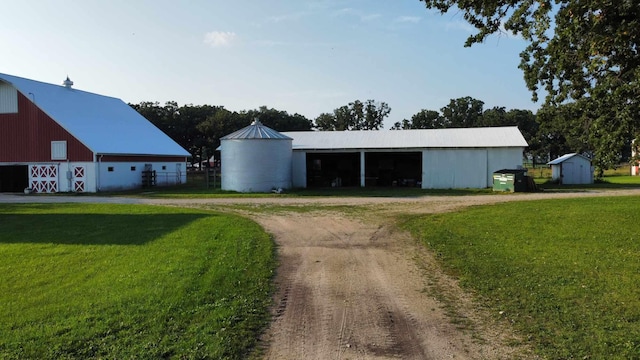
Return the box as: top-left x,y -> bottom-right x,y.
0,92 -> 93,162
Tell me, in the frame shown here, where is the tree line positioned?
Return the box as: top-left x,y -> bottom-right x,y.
418,0 -> 639,174
130,96 -> 626,170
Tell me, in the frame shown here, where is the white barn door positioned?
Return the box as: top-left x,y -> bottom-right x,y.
73,166 -> 86,192
29,164 -> 58,193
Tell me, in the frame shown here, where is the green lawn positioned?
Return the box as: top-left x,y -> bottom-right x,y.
0,204 -> 276,360
399,196 -> 640,359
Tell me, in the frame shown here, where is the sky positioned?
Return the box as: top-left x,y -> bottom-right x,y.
1,0 -> 540,128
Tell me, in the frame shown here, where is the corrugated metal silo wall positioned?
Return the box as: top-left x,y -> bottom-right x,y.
221,139 -> 292,192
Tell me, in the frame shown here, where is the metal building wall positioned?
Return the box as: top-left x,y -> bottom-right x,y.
422,149 -> 489,189
97,161 -> 186,191
486,148 -> 525,184
291,151 -> 307,188
553,157 -> 593,184
421,147 -> 524,189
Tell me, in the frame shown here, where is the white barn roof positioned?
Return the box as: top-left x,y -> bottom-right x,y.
282,126 -> 528,150
547,153 -> 591,165
0,73 -> 189,157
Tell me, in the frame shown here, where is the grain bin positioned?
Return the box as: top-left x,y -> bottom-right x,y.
220,120 -> 292,192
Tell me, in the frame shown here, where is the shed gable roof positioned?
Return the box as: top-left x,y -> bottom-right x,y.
282,126 -> 528,150
0,73 -> 189,157
547,153 -> 591,165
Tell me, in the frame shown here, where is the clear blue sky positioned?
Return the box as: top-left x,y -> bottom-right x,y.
1,0 -> 539,128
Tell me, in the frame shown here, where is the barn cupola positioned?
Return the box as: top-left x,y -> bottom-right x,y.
62,76 -> 74,89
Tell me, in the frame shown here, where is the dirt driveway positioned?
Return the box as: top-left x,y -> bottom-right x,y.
4,189 -> 640,359
251,211 -> 520,359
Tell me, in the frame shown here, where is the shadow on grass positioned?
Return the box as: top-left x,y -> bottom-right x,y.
0,213 -> 209,245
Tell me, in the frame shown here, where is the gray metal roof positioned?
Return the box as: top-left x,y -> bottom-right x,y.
221,120 -> 292,140
0,72 -> 190,157
282,126 -> 528,150
547,153 -> 591,165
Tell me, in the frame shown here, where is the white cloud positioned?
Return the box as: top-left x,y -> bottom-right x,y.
333,7 -> 355,16
361,13 -> 382,22
203,31 -> 237,47
267,12 -> 308,23
255,40 -> 290,47
395,16 -> 421,23
445,20 -> 475,34
332,7 -> 380,22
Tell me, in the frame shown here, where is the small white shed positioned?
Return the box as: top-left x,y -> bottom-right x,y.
547,153 -> 593,185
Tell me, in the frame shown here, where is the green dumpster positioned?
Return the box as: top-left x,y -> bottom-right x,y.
492,169 -> 528,192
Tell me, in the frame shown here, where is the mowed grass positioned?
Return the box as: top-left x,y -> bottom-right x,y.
0,203 -> 276,360
399,196 -> 640,359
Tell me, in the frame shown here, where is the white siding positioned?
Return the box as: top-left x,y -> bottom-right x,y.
291,151 -> 307,188
422,149 -> 489,189
54,162 -> 95,192
0,82 -> 18,114
97,161 -> 187,191
553,158 -> 593,184
486,148 -> 525,184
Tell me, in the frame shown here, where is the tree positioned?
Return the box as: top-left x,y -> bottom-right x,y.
419,0 -> 640,168
363,99 -> 390,130
480,106 -> 508,127
242,106 -> 313,132
505,109 -> 543,163
131,102 -> 313,165
197,107 -> 245,153
391,109 -> 442,129
314,100 -> 391,130
130,101 -> 182,149
440,96 -> 484,127
314,112 -> 338,131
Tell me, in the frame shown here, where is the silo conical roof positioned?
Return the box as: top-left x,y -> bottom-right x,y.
221,119 -> 292,140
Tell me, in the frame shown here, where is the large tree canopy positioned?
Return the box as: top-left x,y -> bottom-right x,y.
392,96 -> 542,161
131,102 -> 312,164
314,100 -> 391,130
420,0 -> 640,169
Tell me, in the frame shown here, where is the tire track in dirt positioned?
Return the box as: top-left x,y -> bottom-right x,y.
252,213 -> 515,360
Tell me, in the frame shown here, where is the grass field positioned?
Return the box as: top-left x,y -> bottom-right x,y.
0,204 -> 276,360
399,196 -> 640,359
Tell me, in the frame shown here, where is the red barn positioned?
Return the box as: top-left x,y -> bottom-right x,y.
0,73 -> 189,193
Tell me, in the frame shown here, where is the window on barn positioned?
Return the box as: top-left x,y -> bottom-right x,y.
162,165 -> 166,170
107,167 -> 114,172
0,82 -> 18,113
131,166 -> 136,171
51,141 -> 67,160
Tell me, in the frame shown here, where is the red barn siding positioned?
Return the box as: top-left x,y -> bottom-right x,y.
0,92 -> 93,162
